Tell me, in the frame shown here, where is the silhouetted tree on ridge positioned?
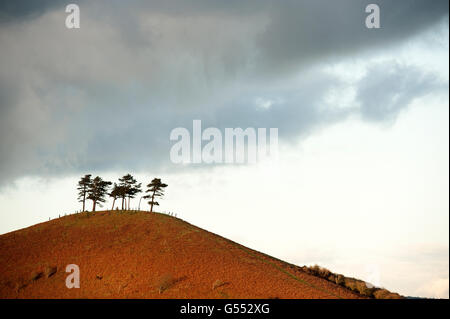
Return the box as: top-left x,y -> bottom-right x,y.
109,183 -> 121,210
77,174 -> 92,212
118,174 -> 142,210
144,178 -> 168,213
87,176 -> 112,212
77,174 -> 168,213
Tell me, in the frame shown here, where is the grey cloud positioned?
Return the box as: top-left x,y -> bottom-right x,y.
210,72 -> 350,139
24,62 -> 439,182
356,62 -> 446,122
0,0 -> 448,185
0,0 -> 72,23
257,0 -> 449,75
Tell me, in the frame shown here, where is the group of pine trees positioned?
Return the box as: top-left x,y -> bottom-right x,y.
77,174 -> 168,213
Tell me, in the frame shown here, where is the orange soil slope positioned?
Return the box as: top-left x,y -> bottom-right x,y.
0,211 -> 365,299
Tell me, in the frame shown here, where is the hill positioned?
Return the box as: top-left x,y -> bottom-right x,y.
0,210 -> 398,299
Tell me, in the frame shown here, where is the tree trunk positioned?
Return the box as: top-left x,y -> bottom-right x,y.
128,196 -> 130,210
92,200 -> 96,212
150,190 -> 156,213
121,197 -> 124,210
111,197 -> 116,210
82,191 -> 86,212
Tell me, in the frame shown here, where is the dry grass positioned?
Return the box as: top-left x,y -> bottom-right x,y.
30,271 -> 43,281
0,210 -> 395,299
44,266 -> 57,278
301,265 -> 402,299
212,279 -> 228,290
157,274 -> 174,294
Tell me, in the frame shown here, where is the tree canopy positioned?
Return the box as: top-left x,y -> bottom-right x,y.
119,174 -> 142,210
144,178 -> 168,213
77,174 -> 167,213
87,176 -> 112,212
77,174 -> 92,212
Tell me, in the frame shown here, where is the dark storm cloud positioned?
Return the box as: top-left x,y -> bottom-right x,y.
0,0 -> 448,185
257,0 -> 449,74
0,0 -> 71,23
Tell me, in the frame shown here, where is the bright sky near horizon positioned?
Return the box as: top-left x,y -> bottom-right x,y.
0,0 -> 448,298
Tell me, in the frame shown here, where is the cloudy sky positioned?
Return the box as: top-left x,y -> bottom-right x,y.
0,0 -> 448,298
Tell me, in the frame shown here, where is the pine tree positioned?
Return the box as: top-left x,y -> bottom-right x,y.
109,184 -> 128,211
87,176 -> 112,212
119,174 -> 142,210
109,183 -> 120,210
144,178 -> 168,213
77,174 -> 92,212
127,180 -> 141,210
